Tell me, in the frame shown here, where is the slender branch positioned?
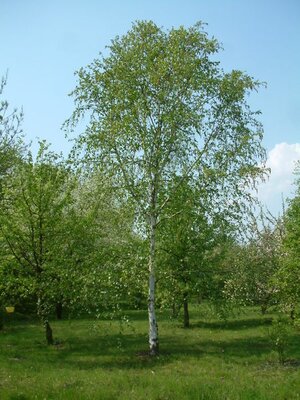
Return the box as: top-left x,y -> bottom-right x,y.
0,225 -> 35,270
156,126 -> 220,224
111,144 -> 140,203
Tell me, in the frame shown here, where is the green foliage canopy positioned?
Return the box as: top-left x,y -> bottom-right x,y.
276,165 -> 300,317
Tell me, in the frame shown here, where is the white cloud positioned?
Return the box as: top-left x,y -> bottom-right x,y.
257,142 -> 300,214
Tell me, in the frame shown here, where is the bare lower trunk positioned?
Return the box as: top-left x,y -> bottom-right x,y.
148,273 -> 158,355
0,313 -> 3,330
290,304 -> 295,321
37,296 -> 54,345
261,304 -> 267,315
56,302 -> 63,320
148,214 -> 159,356
171,302 -> 180,318
45,321 -> 54,345
183,293 -> 190,328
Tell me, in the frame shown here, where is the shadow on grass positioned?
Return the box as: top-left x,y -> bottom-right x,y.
193,317 -> 273,330
42,332 -> 275,370
2,317 -> 299,372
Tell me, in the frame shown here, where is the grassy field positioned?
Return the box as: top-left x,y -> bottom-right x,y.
0,307 -> 299,400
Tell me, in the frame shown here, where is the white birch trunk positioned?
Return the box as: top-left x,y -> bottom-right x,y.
148,213 -> 159,355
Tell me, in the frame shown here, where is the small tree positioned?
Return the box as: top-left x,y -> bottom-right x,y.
268,316 -> 291,365
66,21 -> 266,355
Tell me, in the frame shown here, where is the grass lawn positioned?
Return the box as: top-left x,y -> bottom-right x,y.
0,306 -> 299,399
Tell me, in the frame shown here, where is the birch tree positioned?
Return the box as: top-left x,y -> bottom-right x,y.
65,21 -> 267,355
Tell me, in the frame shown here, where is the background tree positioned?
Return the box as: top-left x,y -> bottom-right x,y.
0,142 -> 73,344
224,211 -> 283,314
65,21 -> 267,355
276,165 -> 300,320
61,169 -> 144,320
157,177 -> 233,328
0,73 -> 26,329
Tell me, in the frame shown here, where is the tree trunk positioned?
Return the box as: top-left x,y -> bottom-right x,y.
290,305 -> 295,321
56,302 -> 63,320
171,302 -> 180,318
45,320 -> 54,345
183,293 -> 190,328
0,313 -> 3,330
261,304 -> 267,315
148,214 -> 159,356
37,296 -> 54,345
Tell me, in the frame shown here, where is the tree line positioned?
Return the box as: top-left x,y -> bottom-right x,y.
0,21 -> 299,355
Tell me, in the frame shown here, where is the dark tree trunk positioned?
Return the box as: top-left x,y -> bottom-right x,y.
56,302 -> 63,320
45,321 -> 54,345
171,302 -> 181,318
37,295 -> 54,345
290,306 -> 295,321
172,302 -> 177,318
183,294 -> 190,328
261,304 -> 268,315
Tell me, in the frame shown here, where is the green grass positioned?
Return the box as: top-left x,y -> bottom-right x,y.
0,307 -> 299,399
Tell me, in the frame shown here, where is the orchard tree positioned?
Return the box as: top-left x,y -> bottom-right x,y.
0,142 -> 74,344
0,73 -> 26,328
65,21 -> 267,355
224,211 -> 283,314
276,165 -> 300,319
157,177 -> 233,328
63,169 -> 145,318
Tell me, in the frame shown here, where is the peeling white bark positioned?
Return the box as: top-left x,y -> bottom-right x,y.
148,213 -> 159,355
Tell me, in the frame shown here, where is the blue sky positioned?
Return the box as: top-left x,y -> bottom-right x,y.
1,0 -> 299,214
